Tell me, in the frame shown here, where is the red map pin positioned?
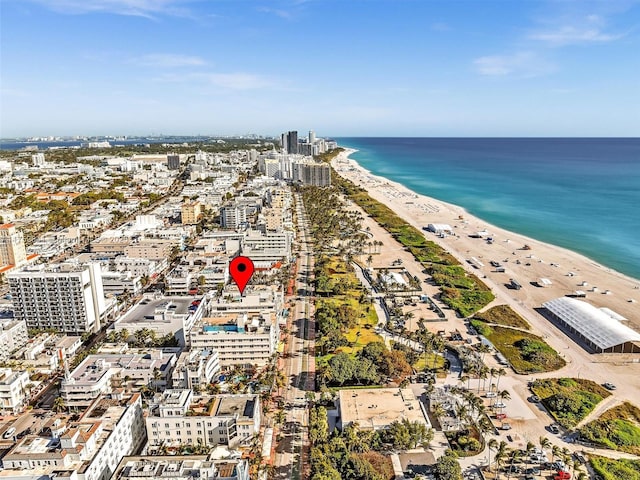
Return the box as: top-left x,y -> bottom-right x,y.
229,256 -> 255,295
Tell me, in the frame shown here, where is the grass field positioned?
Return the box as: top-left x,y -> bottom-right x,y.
470,320 -> 565,374
473,305 -> 531,330
579,402 -> 640,455
590,456 -> 640,480
531,378 -> 611,429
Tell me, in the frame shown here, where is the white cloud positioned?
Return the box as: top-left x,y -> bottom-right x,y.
530,26 -> 623,46
202,73 -> 273,90
155,72 -> 274,90
136,54 -> 207,67
529,12 -> 626,46
473,51 -> 554,77
28,0 -> 192,19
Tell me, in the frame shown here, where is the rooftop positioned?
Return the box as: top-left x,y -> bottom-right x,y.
338,388 -> 429,431
543,297 -> 640,350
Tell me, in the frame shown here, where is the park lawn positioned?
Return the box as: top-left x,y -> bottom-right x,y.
470,321 -> 565,374
413,353 -> 446,372
579,402 -> 640,455
473,305 -> 531,330
590,456 -> 640,480
531,378 -> 611,429
317,276 -> 383,358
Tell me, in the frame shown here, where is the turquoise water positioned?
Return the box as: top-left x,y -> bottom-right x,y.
337,138 -> 640,280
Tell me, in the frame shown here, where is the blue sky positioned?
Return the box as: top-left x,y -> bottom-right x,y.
1,0 -> 639,137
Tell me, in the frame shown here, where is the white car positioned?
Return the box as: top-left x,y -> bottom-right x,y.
485,391 -> 497,398
493,402 -> 506,409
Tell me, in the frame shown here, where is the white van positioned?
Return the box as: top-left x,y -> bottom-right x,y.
3,427 -> 15,439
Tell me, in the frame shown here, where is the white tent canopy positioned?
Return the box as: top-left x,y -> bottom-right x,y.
543,297 -> 640,352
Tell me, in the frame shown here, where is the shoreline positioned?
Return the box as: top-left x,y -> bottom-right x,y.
332,147 -> 640,330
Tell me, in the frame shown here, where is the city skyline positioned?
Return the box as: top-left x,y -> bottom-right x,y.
1,0 -> 639,137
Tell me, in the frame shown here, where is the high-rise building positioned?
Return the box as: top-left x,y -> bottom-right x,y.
31,153 -> 46,167
282,131 -> 298,154
8,263 -> 107,334
302,162 -> 331,187
308,130 -> 316,144
167,153 -> 180,170
0,224 -> 27,268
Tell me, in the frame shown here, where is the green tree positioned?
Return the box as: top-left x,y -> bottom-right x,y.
434,450 -> 462,480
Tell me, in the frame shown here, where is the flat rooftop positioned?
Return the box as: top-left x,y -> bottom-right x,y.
338,388 -> 429,431
214,395 -> 258,420
117,296 -> 199,325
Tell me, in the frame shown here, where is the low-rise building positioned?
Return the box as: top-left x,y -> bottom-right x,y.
0,368 -> 30,415
171,349 -> 221,390
114,455 -> 249,480
145,389 -> 260,449
1,393 -> 146,480
61,352 -> 176,409
190,312 -> 279,368
181,201 -> 203,225
113,295 -> 207,347
0,318 -> 28,362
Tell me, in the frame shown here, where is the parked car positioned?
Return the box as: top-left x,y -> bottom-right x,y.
529,395 -> 541,402
495,413 -> 507,420
525,468 -> 541,475
555,470 -> 571,480
501,423 -> 512,430
603,382 -> 616,390
493,402 -> 506,409
485,391 -> 497,398
573,452 -> 587,465
549,423 -> 560,434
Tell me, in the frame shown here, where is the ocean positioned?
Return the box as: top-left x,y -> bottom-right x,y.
337,138 -> 640,280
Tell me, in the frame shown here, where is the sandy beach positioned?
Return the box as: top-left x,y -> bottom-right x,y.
332,147 -> 640,336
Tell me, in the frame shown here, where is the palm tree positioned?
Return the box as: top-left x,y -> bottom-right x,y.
488,367 -> 498,391
551,444 -> 561,464
507,449 -> 522,479
498,389 -> 511,402
495,368 -> 507,391
494,440 -> 510,478
487,438 -> 499,473
52,396 -> 66,413
539,436 -> 551,453
524,441 -> 535,475
477,366 -> 488,393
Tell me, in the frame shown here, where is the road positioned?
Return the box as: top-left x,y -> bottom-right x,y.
273,193 -> 315,480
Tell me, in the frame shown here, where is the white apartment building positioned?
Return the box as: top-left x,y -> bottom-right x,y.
61,351 -> 176,409
0,319 -> 28,362
220,205 -> 247,230
111,256 -> 167,278
0,368 -> 30,415
114,455 -> 249,480
145,390 -> 260,449
0,223 -> 27,268
171,348 -> 221,390
8,262 -> 107,334
101,271 -> 143,296
190,312 -> 279,368
114,295 -> 208,347
1,393 -> 146,480
241,229 -> 292,266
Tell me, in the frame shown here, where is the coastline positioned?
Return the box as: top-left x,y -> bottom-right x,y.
332,147 -> 640,329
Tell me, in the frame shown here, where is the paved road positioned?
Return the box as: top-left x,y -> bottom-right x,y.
273,193 -> 315,480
